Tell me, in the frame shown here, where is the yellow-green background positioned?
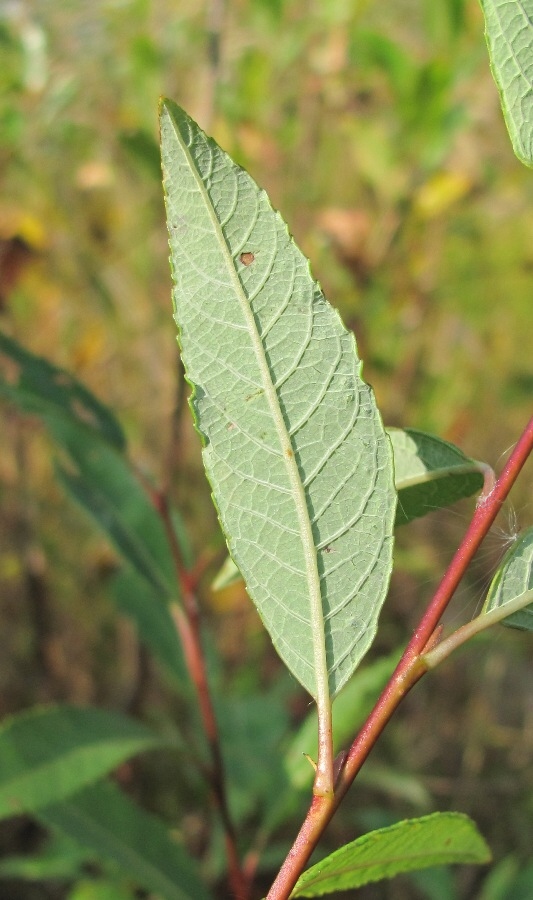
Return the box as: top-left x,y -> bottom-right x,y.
0,2 -> 532,898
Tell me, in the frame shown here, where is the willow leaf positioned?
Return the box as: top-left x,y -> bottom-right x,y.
481,0 -> 533,167
160,100 -> 396,699
0,330 -> 124,450
389,428 -> 485,525
291,812 -> 490,896
0,705 -> 165,820
212,428 -> 484,589
483,527 -> 533,630
38,781 -> 212,900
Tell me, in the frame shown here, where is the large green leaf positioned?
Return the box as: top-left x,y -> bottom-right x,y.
389,428 -> 485,526
480,0 -> 533,167
0,706 -> 166,820
291,812 -> 491,896
483,527 -> 533,630
160,99 -> 396,699
0,330 -> 125,450
212,428 -> 485,588
38,780 -> 213,900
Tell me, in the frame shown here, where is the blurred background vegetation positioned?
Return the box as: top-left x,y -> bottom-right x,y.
0,0 -> 532,898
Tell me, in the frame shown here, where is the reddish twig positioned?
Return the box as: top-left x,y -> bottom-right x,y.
266,415 -> 533,900
152,490 -> 248,900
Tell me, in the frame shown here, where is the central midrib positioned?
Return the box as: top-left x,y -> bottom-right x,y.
171,112 -> 329,703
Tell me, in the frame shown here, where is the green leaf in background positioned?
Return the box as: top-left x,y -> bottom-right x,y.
161,99 -> 396,699
53,420 -> 178,601
389,428 -> 485,526
217,691 -> 290,825
483,526 -> 533,630
0,832 -> 91,882
479,857 -> 533,900
39,780 -> 213,900
0,331 -> 125,450
67,879 -> 137,900
211,554 -> 242,591
112,568 -> 187,687
120,127 -> 162,179
480,0 -> 533,167
0,705 -> 166,820
0,332 -> 186,606
291,812 -> 491,896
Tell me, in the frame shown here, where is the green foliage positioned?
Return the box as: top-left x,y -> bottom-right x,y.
54,420 -> 178,601
0,331 -> 125,451
291,812 -> 491,896
67,880 -> 137,900
479,857 -> 533,900
38,781 -> 213,900
161,99 -> 397,700
483,527 -> 533,630
389,428 -> 485,525
0,705 -> 165,819
111,568 -> 187,687
0,832 -> 91,882
0,3 -> 532,899
481,0 -> 533,166
284,652 -> 398,793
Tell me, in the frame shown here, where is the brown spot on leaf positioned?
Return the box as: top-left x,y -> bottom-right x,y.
239,251 -> 255,266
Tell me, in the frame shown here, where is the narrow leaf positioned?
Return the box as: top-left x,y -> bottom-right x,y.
161,99 -> 396,699
389,428 -> 485,526
0,334 -> 184,612
0,706 -> 166,820
112,568 -> 188,687
483,527 -> 533,630
480,0 -> 533,167
53,420 -> 178,601
211,554 -> 242,591
217,691 -> 290,824
0,832 -> 91,881
38,780 -> 213,900
0,330 -> 125,450
291,812 -> 491,896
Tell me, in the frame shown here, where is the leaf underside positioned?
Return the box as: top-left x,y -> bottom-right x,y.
481,0 -> 533,167
212,427 -> 485,589
161,100 -> 396,698
389,428 -> 484,525
484,526 -> 533,630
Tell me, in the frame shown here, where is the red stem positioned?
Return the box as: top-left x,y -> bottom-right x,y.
267,415 -> 533,900
153,491 -> 248,900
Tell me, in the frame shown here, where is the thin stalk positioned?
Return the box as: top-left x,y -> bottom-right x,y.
266,415 -> 533,900
153,491 -> 248,900
423,588 -> 533,669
